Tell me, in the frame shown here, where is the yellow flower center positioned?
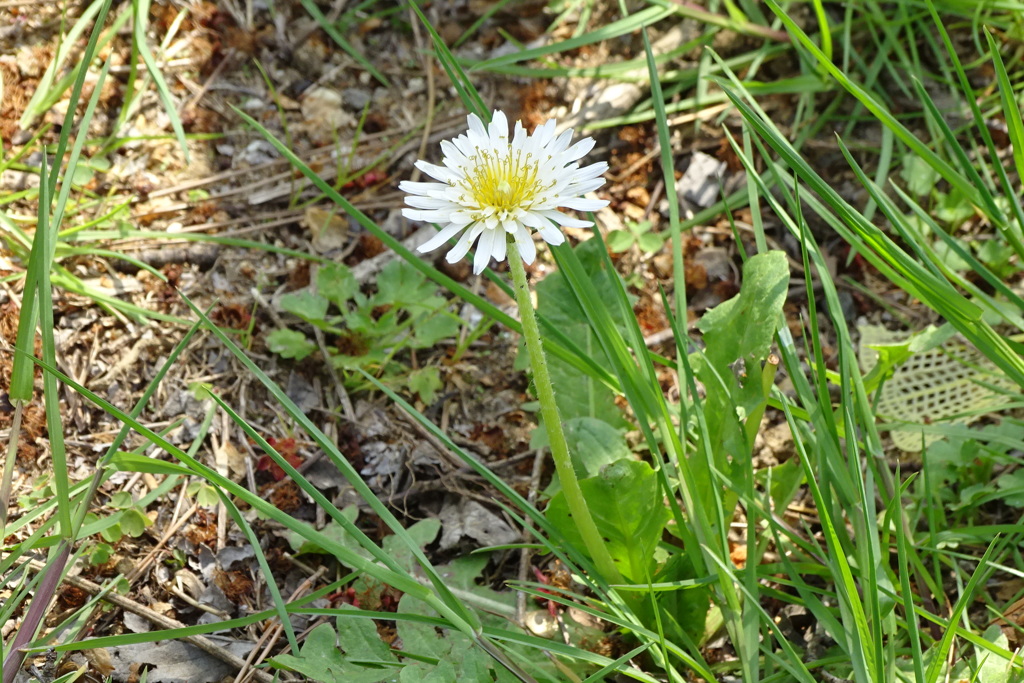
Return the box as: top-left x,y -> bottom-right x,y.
464,149 -> 540,214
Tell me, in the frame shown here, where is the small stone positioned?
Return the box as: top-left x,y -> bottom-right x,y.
300,87 -> 353,131
407,77 -> 425,95
342,87 -> 371,111
678,152 -> 727,208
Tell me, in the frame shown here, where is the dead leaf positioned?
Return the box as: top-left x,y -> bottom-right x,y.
216,440 -> 247,482
84,648 -> 115,676
303,206 -> 349,253
438,498 -> 519,551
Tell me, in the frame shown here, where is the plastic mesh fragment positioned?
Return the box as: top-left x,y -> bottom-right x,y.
857,324 -> 1016,452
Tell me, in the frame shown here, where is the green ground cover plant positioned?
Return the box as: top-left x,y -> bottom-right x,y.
4,1 -> 1024,682
267,259 -> 463,402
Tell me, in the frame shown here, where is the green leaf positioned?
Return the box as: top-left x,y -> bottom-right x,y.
270,622 -> 394,683
411,314 -> 460,349
899,153 -> 940,196
287,507 -> 374,565
384,518 -> 441,572
406,367 -> 443,403
533,238 -> 630,429
651,552 -> 711,647
546,459 -> 668,583
636,231 -> 666,254
694,251 -> 789,467
934,188 -> 976,229
376,260 -> 441,310
318,263 -> 359,309
606,230 -> 635,253
187,482 -> 220,507
119,508 -> 152,537
88,542 -> 113,566
335,607 -> 400,664
698,250 -> 789,374
267,329 -> 318,360
400,660 -> 456,683
100,524 -> 123,544
974,624 -> 1018,683
280,290 -> 330,322
108,491 -> 133,509
397,593 -> 471,662
536,417 -> 633,493
996,469 -> 1024,508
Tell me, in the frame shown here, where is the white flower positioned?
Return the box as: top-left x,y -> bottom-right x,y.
400,110 -> 609,274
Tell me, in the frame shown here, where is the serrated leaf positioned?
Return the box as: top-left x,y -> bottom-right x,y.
318,262 -> 359,309
396,594 -> 466,662
411,313 -> 460,349
935,188 -> 976,228
973,624 -> 1019,683
546,459 -> 668,582
900,152 -> 940,196
406,367 -> 442,403
270,622 -> 393,683
287,506 -> 374,565
400,660 -> 456,683
267,329 -> 318,360
996,469 -> 1024,507
383,518 -> 440,572
280,290 -> 330,322
375,260 -> 438,309
335,606 -> 399,663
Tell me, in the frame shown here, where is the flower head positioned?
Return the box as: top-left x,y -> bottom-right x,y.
400,110 -> 609,274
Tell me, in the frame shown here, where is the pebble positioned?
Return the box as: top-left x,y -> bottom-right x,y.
342,87 -> 371,111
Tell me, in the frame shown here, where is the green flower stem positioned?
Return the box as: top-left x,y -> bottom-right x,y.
506,237 -> 623,585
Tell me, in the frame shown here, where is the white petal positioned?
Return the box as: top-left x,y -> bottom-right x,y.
514,225 -> 536,264
452,133 -> 476,159
549,129 -> 575,155
489,110 -> 509,147
447,223 -> 484,263
533,119 -> 557,147
559,197 -> 608,211
560,137 -> 596,162
511,120 -> 527,149
418,222 -> 468,253
573,161 -> 608,180
539,225 -> 565,245
518,211 -> 546,229
467,113 -> 487,140
492,230 -> 508,263
404,209 -> 455,223
473,228 -> 498,273
405,195 -> 457,210
399,180 -> 448,195
414,160 -> 459,183
568,179 -> 608,195
440,139 -> 471,168
541,210 -> 592,228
